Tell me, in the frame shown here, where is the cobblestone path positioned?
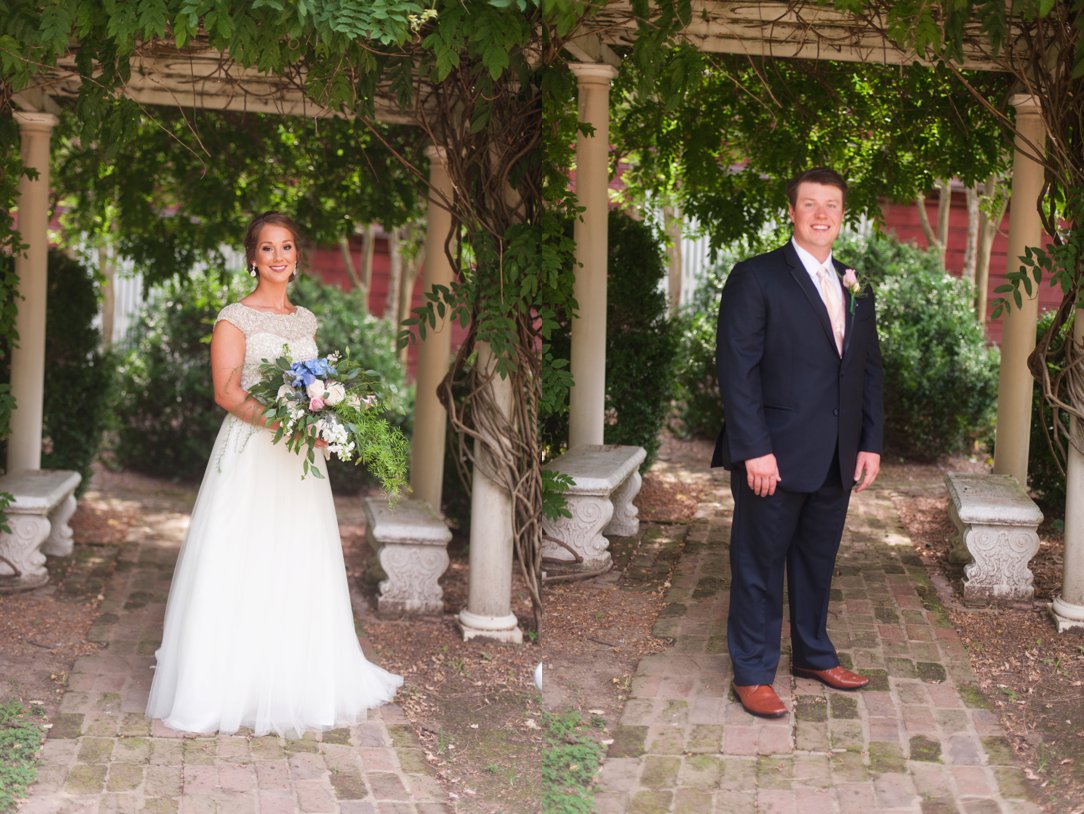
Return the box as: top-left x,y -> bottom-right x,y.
594,469 -> 1044,814
19,499 -> 449,814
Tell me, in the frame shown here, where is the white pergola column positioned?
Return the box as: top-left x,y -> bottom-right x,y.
1052,313 -> 1084,631
409,146 -> 455,510
457,342 -> 522,643
568,63 -> 618,449
993,94 -> 1045,486
6,112 -> 58,475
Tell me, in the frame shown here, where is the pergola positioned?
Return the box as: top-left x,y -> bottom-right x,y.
7,43 -> 522,643
556,3 -> 1073,622
6,2 -> 1082,633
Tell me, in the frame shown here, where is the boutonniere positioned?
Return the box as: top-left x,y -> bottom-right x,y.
842,268 -> 863,313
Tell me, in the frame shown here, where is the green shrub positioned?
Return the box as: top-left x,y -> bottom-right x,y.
0,250 -> 114,492
669,306 -> 721,439
670,232 -> 999,462
1029,310 -> 1069,514
112,270 -> 409,493
540,210 -> 677,468
837,233 -> 1000,461
111,270 -> 249,480
670,257 -> 732,440
670,235 -> 802,441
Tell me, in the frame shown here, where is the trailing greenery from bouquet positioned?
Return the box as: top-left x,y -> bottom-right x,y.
249,351 -> 410,495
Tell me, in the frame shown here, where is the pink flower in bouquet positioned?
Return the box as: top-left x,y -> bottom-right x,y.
309,396 -> 325,411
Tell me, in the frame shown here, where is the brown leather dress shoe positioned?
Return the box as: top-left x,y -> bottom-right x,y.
791,665 -> 870,690
732,683 -> 787,718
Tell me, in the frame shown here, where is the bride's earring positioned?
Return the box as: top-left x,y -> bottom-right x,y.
249,263 -> 258,278
289,263 -> 299,282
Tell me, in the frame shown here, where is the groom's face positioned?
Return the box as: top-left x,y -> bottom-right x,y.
788,182 -> 844,260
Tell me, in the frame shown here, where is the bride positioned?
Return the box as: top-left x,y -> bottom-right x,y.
145,211 -> 402,737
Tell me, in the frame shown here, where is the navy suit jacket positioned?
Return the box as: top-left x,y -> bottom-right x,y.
711,242 -> 884,492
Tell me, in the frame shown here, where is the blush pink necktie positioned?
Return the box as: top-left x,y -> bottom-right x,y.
817,265 -> 845,356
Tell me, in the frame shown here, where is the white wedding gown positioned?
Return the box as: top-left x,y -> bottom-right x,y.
146,303 -> 402,737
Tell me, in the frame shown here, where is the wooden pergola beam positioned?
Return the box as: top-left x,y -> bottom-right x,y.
24,44 -> 418,123
584,1 -> 1011,71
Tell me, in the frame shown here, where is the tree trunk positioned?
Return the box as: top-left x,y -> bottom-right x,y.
936,178 -> 952,267
398,242 -> 424,366
963,183 -> 980,285
360,223 -> 376,313
916,180 -> 952,267
975,175 -> 1008,325
339,235 -> 361,291
98,243 -> 115,350
662,205 -> 683,317
386,227 -> 402,325
916,191 -> 941,256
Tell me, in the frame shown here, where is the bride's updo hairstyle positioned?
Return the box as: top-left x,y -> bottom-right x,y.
243,211 -> 306,281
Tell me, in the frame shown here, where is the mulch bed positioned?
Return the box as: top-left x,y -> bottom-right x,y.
892,474 -> 1084,813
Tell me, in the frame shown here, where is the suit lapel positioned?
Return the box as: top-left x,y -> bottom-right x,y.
783,242 -> 838,352
833,258 -> 855,356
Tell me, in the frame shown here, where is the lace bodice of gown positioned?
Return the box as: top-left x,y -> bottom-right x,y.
215,303 -> 319,390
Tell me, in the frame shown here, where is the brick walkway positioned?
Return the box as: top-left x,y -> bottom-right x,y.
20,492 -> 449,814
594,467 -> 1045,814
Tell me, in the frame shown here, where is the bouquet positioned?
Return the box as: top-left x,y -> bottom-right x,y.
249,349 -> 410,496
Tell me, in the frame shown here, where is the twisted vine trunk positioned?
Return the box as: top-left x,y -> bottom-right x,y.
410,29 -> 545,632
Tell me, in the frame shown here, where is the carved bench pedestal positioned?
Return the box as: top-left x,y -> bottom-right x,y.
542,444 -> 647,574
945,473 -> 1043,602
364,497 -> 451,616
0,470 -> 81,593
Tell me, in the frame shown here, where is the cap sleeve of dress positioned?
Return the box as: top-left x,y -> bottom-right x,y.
215,303 -> 252,335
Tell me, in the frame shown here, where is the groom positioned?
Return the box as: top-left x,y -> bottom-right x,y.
712,167 -> 884,718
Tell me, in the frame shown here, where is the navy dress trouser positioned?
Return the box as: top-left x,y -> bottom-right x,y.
727,457 -> 852,686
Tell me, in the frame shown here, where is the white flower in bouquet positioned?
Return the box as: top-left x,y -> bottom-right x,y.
325,382 -> 347,406
276,384 -> 295,402
306,379 -> 325,399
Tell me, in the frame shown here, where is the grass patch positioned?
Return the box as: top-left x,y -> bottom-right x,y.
541,710 -> 606,814
0,698 -> 48,813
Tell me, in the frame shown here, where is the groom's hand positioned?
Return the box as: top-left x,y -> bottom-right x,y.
745,453 -> 781,497
853,451 -> 881,492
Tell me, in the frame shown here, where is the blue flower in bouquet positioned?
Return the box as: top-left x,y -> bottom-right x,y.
289,356 -> 338,388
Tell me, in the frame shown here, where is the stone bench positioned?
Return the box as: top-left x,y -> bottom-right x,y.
0,469 -> 81,593
944,472 -> 1043,602
541,444 -> 647,573
363,496 -> 451,615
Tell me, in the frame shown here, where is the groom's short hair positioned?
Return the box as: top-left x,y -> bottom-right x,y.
787,168 -> 848,207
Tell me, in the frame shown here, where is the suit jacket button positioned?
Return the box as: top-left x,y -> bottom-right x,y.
833,408 -> 839,416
